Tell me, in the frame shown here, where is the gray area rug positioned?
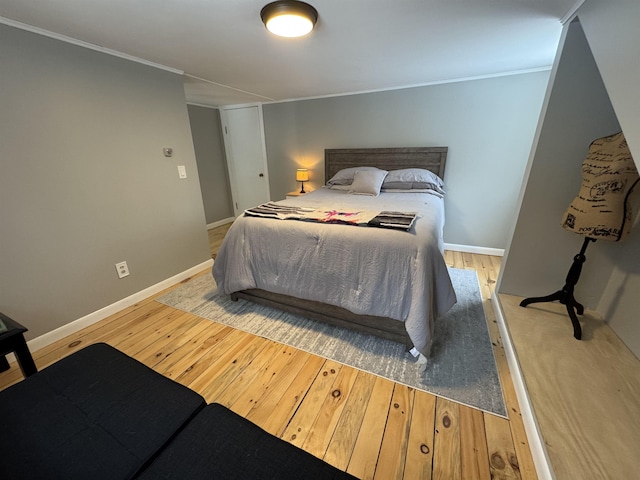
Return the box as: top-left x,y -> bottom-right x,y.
157,268 -> 506,417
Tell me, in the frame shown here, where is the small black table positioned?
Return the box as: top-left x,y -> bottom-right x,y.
0,312 -> 37,378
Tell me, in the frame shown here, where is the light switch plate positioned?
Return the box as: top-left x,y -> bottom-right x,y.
177,165 -> 187,179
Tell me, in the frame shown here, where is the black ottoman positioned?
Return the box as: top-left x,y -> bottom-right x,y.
0,343 -> 205,480
137,402 -> 358,480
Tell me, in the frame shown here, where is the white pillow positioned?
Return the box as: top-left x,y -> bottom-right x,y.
326,166 -> 381,186
348,169 -> 388,196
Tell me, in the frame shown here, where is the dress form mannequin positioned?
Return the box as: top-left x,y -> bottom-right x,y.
561,131 -> 639,241
521,132 -> 639,339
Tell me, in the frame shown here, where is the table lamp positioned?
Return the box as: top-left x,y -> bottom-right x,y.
296,168 -> 309,193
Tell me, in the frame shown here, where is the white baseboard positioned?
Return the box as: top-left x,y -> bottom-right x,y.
207,217 -> 235,230
444,243 -> 505,257
491,294 -> 555,480
25,259 -> 214,354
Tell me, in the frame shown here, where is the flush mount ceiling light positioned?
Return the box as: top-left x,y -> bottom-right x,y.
261,1 -> 318,38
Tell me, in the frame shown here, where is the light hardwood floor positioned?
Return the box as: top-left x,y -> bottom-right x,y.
208,222 -> 233,259
0,224 -> 537,480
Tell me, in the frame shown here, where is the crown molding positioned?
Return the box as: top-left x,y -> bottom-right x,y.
0,16 -> 183,75
560,0 -> 586,24
265,66 -> 553,106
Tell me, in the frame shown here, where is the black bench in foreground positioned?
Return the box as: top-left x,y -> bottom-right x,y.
0,342 -> 357,480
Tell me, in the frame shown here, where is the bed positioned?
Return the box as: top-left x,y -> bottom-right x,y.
212,147 -> 456,358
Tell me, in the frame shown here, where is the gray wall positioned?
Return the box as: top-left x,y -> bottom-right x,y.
579,0 -> 640,355
0,24 -> 211,340
499,21 -> 621,309
262,72 -> 549,249
579,0 -> 640,159
499,0 -> 640,357
187,105 -> 234,225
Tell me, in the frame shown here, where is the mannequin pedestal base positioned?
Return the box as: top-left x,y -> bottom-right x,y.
519,237 -> 595,340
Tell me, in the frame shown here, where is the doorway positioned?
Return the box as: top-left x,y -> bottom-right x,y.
220,104 -> 271,215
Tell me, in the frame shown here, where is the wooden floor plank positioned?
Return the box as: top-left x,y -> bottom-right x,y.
248,353 -> 326,436
373,384 -> 414,480
471,255 -> 538,480
134,317 -> 212,369
484,413 -> 522,479
229,347 -> 312,416
323,371 -> 378,470
110,310 -> 194,357
179,331 -> 256,389
462,252 -> 476,270
459,406 -> 491,480
301,365 -> 360,458
210,340 -> 291,406
161,325 -> 241,383
208,222 -> 233,259
191,335 -> 271,402
403,389 -> 436,480
121,314 -> 204,363
443,250 -> 454,266
486,312 -> 538,480
281,360 -> 344,448
432,397 -> 462,480
347,376 -> 395,479
451,251 -> 465,269
152,321 -> 232,376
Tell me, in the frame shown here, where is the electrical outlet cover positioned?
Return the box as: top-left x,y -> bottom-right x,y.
115,261 -> 130,278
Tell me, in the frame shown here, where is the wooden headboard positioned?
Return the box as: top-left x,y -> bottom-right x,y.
324,147 -> 448,183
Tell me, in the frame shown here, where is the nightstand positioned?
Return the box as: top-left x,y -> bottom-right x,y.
286,191 -> 308,199
0,312 -> 37,378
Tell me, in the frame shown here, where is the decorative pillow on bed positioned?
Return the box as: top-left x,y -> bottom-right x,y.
326,166 -> 382,186
348,169 -> 388,196
382,168 -> 445,194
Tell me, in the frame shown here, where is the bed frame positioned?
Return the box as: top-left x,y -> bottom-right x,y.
230,146 -> 448,349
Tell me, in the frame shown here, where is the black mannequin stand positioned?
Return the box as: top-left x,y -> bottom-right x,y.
519,237 -> 595,340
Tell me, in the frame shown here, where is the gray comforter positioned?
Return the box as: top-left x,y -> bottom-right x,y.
212,188 -> 456,356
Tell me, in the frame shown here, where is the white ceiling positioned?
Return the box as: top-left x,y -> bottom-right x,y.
0,0 -> 579,107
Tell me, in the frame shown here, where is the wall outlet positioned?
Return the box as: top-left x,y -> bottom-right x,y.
115,261 -> 130,278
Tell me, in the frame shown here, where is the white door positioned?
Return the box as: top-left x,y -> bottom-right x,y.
221,105 -> 271,215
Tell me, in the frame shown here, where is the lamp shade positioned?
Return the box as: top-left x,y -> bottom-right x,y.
296,168 -> 309,182
261,1 -> 318,38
